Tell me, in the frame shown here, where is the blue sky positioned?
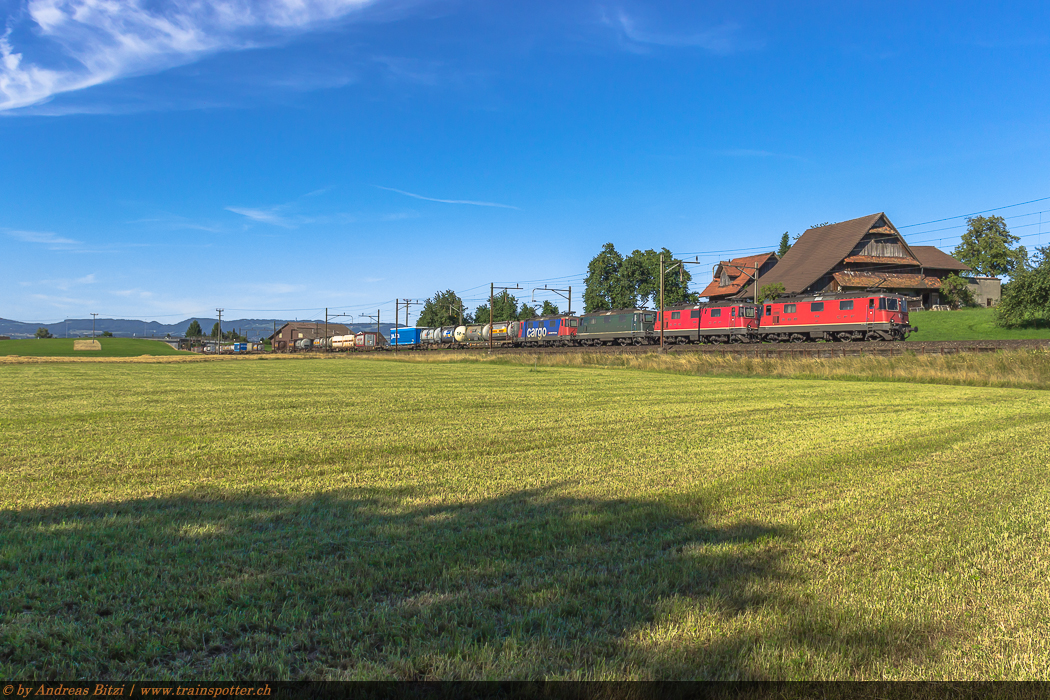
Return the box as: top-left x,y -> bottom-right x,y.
3,0 -> 1049,324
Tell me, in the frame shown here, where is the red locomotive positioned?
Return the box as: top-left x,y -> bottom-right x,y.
758,292 -> 914,342
655,301 -> 760,344
651,291 -> 913,344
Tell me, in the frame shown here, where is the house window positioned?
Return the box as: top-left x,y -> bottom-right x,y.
811,302 -> 824,312
784,304 -> 796,313
298,332 -> 304,339
839,300 -> 854,311
671,311 -> 681,320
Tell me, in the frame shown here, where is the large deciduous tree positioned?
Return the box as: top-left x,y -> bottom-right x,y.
583,243 -> 632,312
996,245 -> 1050,327
417,290 -> 467,327
540,300 -> 560,316
517,304 -> 538,321
584,243 -> 694,311
474,291 -> 520,324
620,247 -> 693,309
35,326 -> 53,338
953,215 -> 1028,278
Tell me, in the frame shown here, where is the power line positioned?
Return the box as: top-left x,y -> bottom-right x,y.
897,195 -> 1050,228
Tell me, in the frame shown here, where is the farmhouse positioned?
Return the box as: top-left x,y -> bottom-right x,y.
741,212 -> 980,308
270,322 -> 349,351
698,252 -> 779,301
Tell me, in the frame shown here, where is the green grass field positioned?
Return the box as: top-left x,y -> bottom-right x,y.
908,307 -> 1050,341
2,357 -> 1048,680
0,337 -> 189,357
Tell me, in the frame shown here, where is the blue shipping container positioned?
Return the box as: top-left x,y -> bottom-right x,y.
389,327 -> 422,347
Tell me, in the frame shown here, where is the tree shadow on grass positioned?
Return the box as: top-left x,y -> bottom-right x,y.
1,486 -> 940,680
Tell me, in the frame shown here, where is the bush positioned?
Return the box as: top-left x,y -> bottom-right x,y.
939,274 -> 977,309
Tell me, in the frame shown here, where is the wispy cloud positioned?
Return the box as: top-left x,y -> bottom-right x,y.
0,0 -> 377,112
604,9 -> 757,55
375,186 -> 519,209
5,228 -> 83,249
225,206 -> 297,228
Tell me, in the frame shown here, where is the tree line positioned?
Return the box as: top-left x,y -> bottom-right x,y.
184,320 -> 247,341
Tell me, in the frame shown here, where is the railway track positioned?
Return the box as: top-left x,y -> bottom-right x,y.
403,338 -> 1050,359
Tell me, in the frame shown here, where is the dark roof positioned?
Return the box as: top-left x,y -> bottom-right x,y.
747,213 -> 903,294
911,246 -> 971,271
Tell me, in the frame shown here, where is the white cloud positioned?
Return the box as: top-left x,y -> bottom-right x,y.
375,185 -> 518,210
606,9 -> 756,55
225,206 -> 296,227
5,228 -> 83,249
1,0 -> 376,112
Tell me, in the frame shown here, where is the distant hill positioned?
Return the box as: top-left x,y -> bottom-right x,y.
0,317 -> 396,340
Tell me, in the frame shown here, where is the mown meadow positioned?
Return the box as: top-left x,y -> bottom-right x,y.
0,338 -> 189,357
1,357 -> 1048,680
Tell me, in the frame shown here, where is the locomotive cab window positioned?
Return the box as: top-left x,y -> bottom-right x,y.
879,298 -> 887,310
710,308 -> 722,318
644,313 -> 654,322
569,319 -> 578,327
839,300 -> 854,311
765,305 -> 772,315
886,298 -> 899,311
731,307 -> 737,317
784,304 -> 796,313
743,307 -> 756,318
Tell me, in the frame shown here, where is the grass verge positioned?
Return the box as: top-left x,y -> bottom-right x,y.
908,307 -> 1050,341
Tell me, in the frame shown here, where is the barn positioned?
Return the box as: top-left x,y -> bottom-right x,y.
741,213 -> 977,309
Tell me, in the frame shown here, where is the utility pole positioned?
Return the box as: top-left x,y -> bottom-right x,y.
325,308 -> 328,350
394,299 -> 422,351
489,283 -> 523,351
531,285 -> 572,315
216,308 -> 223,350
659,255 -> 702,350
91,313 -> 98,338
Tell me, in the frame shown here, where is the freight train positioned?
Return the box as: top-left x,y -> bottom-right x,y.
384,291 -> 914,349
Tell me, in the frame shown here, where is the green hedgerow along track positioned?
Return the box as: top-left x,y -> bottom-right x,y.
1,357 -> 1048,680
